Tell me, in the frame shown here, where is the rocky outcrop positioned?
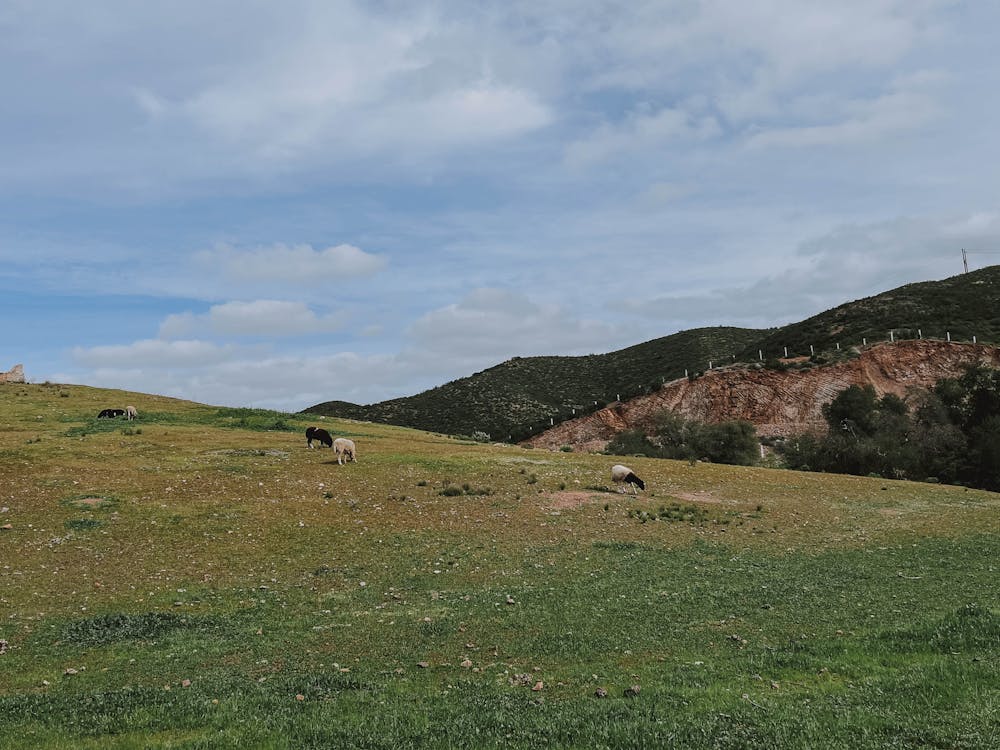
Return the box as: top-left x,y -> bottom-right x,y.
0,364 -> 25,384
525,340 -> 1000,452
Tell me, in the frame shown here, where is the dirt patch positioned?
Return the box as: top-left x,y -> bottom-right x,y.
546,490 -> 615,510
671,491 -> 733,506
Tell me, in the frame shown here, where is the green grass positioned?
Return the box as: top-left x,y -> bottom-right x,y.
1,383 -> 998,748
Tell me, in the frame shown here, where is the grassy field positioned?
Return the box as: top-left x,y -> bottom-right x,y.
1,383 -> 998,749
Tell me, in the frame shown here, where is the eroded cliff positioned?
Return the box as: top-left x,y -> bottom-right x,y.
525,340 -> 1000,451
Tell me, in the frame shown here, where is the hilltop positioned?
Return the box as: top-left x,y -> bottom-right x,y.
304,266 -> 1000,441
305,326 -> 763,441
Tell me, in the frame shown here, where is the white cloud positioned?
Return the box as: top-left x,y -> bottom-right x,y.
159,300 -> 344,338
565,106 -> 720,167
745,79 -> 941,149
198,243 -> 386,285
71,339 -> 255,369
619,210 -> 999,327
409,287 -> 620,358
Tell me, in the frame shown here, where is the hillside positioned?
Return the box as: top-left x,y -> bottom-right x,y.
304,266 -> 1000,441
2,382 -> 999,748
526,339 -> 1000,451
304,326 -> 764,440
735,265 -> 1000,361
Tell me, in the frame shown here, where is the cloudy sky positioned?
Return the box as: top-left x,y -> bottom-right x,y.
3,1 -> 1000,411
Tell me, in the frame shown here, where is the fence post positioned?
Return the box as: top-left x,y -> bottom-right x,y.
708,360 -> 713,370
890,330 -> 894,342
863,337 -> 867,346
783,347 -> 788,357
947,331 -> 951,342
810,344 -> 814,355
758,349 -> 763,360
973,335 -> 977,344
836,342 -> 840,350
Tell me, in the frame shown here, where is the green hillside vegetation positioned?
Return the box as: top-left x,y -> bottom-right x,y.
2,383 -> 998,748
305,326 -> 764,441
736,265 -> 1000,363
305,267 -> 1000,440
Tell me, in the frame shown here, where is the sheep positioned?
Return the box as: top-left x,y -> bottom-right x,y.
125,405 -> 138,421
333,437 -> 356,465
611,464 -> 645,494
305,426 -> 333,449
97,408 -> 125,419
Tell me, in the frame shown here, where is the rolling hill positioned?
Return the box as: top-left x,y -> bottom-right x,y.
304,266 -> 1000,441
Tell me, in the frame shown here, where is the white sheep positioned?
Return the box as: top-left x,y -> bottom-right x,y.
611,464 -> 645,494
125,405 -> 138,421
333,437 -> 357,465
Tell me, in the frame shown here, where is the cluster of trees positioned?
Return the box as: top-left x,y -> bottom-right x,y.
779,365 -> 1000,491
607,412 -> 759,466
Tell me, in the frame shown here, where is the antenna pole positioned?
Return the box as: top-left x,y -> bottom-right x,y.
963,248 -> 968,273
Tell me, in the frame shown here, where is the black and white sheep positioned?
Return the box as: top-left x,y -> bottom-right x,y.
611,464 -> 645,494
333,437 -> 356,465
306,426 -> 333,449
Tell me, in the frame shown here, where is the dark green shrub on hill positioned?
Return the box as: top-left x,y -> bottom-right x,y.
607,413 -> 759,466
781,363 -> 1000,490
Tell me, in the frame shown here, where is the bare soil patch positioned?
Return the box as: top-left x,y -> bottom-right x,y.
671,490 -> 733,506
546,490 -> 615,510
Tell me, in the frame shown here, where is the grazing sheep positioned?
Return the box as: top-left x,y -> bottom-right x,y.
333,437 -> 356,465
305,426 -> 333,449
125,405 -> 137,421
611,464 -> 645,494
97,408 -> 125,419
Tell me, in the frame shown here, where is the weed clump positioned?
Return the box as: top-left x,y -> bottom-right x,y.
61,612 -> 213,646
64,519 -> 102,531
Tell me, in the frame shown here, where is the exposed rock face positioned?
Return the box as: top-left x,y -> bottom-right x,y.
526,341 -> 1000,452
0,364 -> 25,384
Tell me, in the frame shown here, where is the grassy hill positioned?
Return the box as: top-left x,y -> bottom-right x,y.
306,326 -> 765,440
1,383 -> 998,748
305,267 -> 1000,439
736,265 -> 1000,362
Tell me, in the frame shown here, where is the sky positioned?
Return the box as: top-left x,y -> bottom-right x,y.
3,1 -> 1000,411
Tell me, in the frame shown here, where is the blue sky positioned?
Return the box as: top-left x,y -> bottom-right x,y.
3,1 -> 1000,411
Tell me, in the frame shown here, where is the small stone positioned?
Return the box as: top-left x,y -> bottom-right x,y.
1,524 -> 12,531
624,684 -> 641,697
531,681 -> 544,692
63,668 -> 78,676
181,679 -> 191,688
460,659 -> 473,668
505,595 -> 515,604
295,694 -> 305,701
595,687 -> 608,698
417,661 -> 430,669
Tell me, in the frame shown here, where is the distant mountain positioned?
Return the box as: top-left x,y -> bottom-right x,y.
303,327 -> 764,440
303,266 -> 1000,440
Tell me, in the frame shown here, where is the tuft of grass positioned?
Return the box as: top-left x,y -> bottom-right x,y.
64,518 -> 102,531
60,612 -> 218,646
